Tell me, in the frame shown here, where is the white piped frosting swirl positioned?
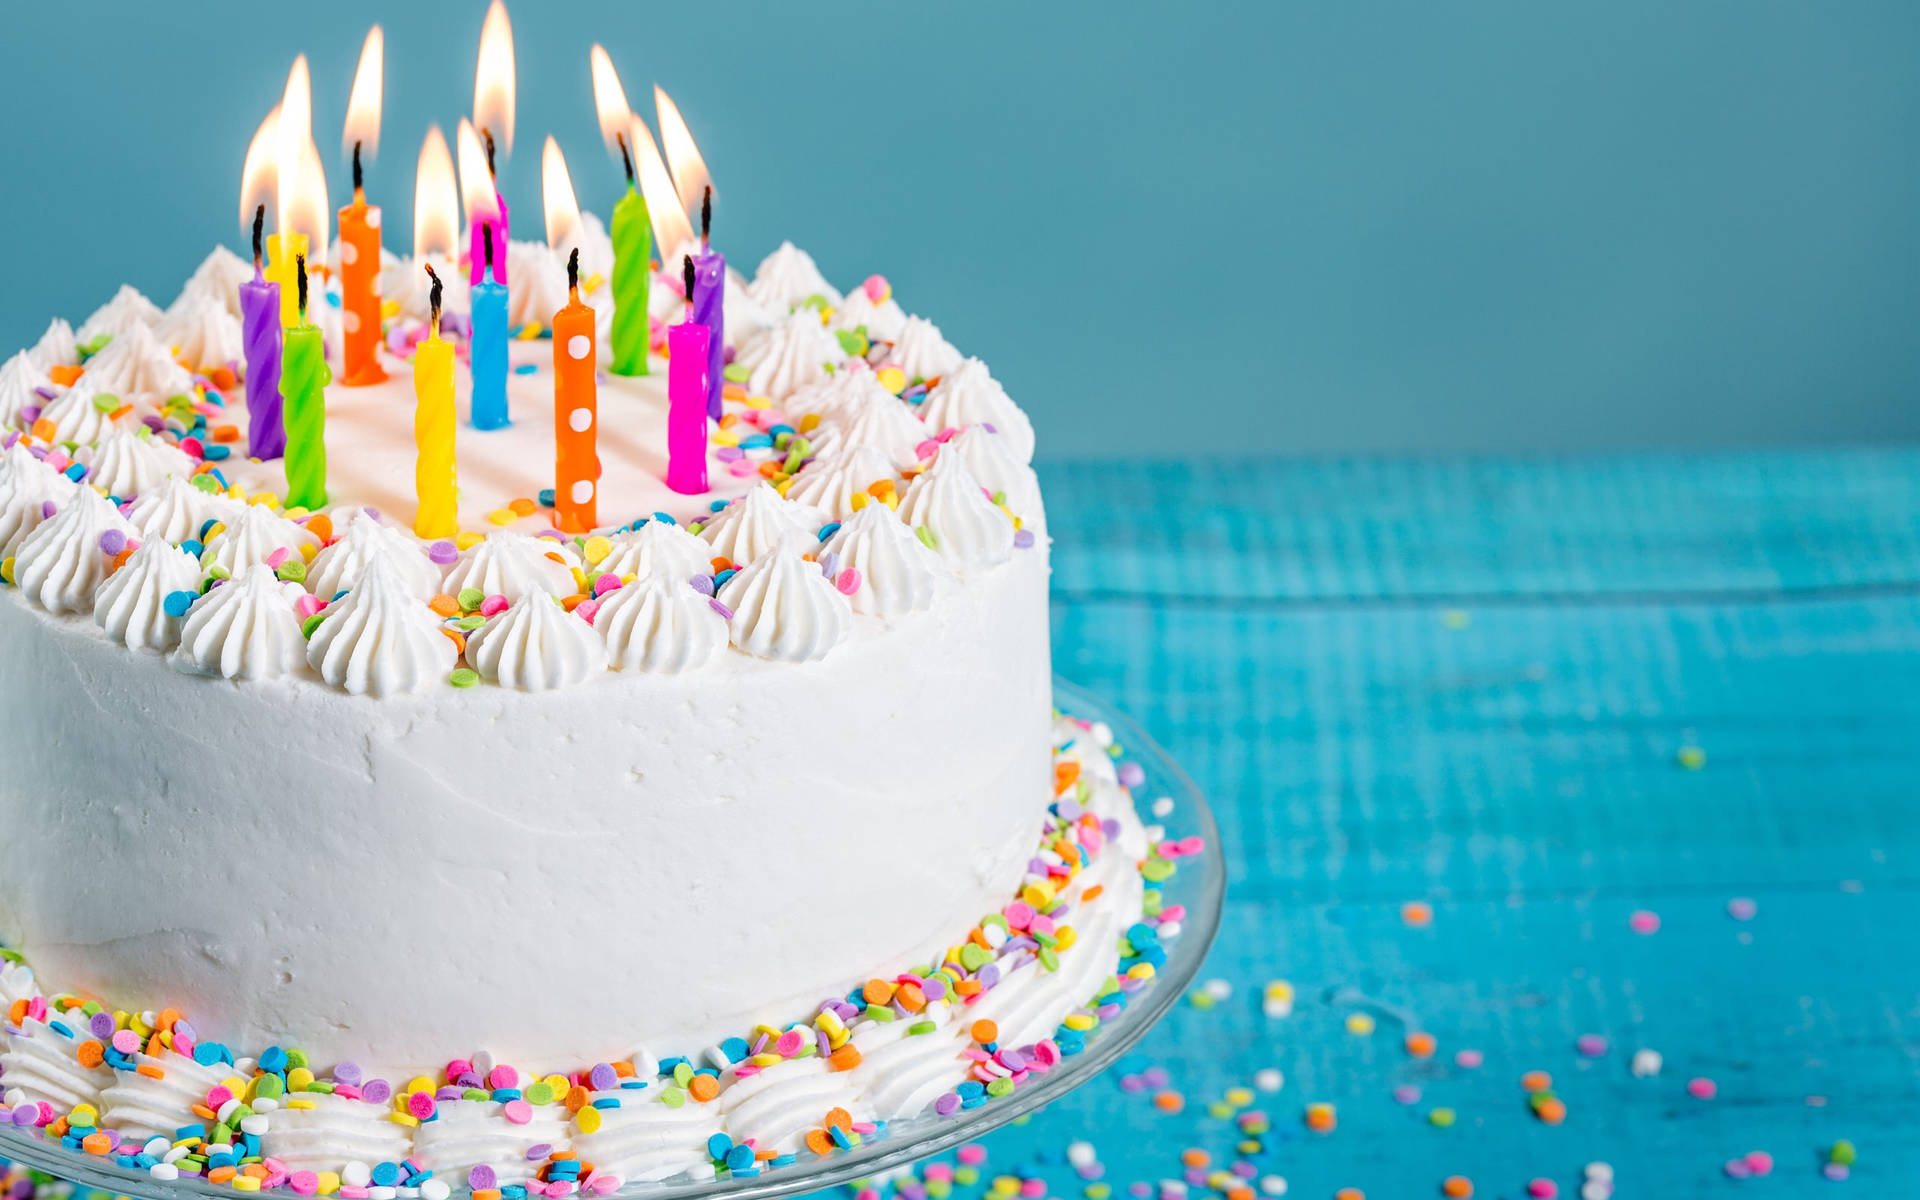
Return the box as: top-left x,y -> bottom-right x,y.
883,315 -> 962,381
127,475 -> 241,545
0,444 -> 76,556
200,503 -> 319,576
12,485 -> 138,614
816,501 -> 950,618
84,322 -> 193,407
949,425 -> 1044,531
158,290 -> 245,371
784,445 -> 897,521
305,555 -> 455,696
740,311 -> 847,402
93,538 -> 201,652
80,427 -> 194,498
597,573 -> 728,673
697,482 -> 825,568
170,564 -> 306,681
0,351 -> 55,428
568,1086 -> 717,1183
465,594 -> 607,690
410,1097 -> 570,1184
78,284 -> 164,344
169,244 -> 251,322
442,532 -> 579,601
264,1091 -> 414,1173
306,516 -> 442,600
832,288 -> 907,342
719,535 -> 851,663
0,1017 -> 112,1112
815,390 -> 928,471
593,519 -> 712,584
748,241 -> 841,312
36,374 -> 125,445
918,358 -> 1035,464
28,318 -> 78,370
895,447 -> 1014,571
98,1045 -> 238,1143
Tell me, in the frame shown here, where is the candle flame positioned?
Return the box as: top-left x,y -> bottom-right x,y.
589,44 -> 632,160
275,56 -> 329,261
413,124 -> 460,260
653,85 -> 710,223
631,116 -> 694,264
473,0 -> 516,157
456,118 -> 500,223
542,136 -> 582,253
342,26 -> 384,163
240,105 -> 280,230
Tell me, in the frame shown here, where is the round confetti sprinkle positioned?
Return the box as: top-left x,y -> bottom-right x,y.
1253,1068 -> 1283,1093
1441,1177 -> 1473,1198
1575,1034 -> 1608,1057
1400,901 -> 1433,927
1727,897 -> 1757,921
1629,910 -> 1661,934
1686,1077 -> 1717,1100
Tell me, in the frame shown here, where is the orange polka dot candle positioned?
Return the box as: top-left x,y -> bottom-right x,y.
553,248 -> 598,534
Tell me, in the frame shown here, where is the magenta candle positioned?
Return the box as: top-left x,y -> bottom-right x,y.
666,258 -> 710,495
240,205 -> 285,459
468,196 -> 509,286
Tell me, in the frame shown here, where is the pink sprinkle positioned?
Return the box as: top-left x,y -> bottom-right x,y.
862,275 -> 890,302
956,1145 -> 988,1167
1727,897 -> 1758,921
503,1099 -> 533,1125
1177,835 -> 1205,855
295,594 -> 324,618
479,594 -> 510,618
588,1178 -> 620,1196
206,1086 -> 234,1108
1743,1151 -> 1773,1175
1525,1181 -> 1558,1199
289,1171 -> 320,1196
728,459 -> 757,477
924,1165 -> 954,1184
1454,1049 -> 1484,1069
1687,1077 -> 1718,1100
1629,910 -> 1661,934
408,1091 -> 436,1119
1391,1085 -> 1421,1105
1576,1034 -> 1608,1058
835,567 -> 861,596
915,439 -> 940,460
110,1029 -> 139,1054
574,599 -> 600,625
446,1059 -> 473,1078
265,546 -> 290,569
775,1030 -> 806,1057
1003,901 -> 1035,930
1020,1181 -> 1046,1198
592,573 -> 622,596
487,1065 -> 519,1090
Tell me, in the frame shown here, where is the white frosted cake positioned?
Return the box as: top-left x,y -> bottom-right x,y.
0,238 -> 1184,1193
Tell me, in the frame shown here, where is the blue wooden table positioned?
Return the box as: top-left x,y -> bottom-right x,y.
851,451 -> 1920,1199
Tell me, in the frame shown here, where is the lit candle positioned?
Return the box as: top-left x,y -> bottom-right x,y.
552,248 -> 598,533
666,255 -> 710,496
690,188 -> 726,420
459,119 -> 509,290
270,55 -> 327,329
239,205 -> 285,460
337,27 -> 387,386
413,265 -> 458,538
470,226 -> 509,430
589,45 -> 651,377
265,232 -> 308,330
469,1 -> 515,286
281,255 -> 331,510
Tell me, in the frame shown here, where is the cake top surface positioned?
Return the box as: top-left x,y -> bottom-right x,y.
0,238 -> 1044,696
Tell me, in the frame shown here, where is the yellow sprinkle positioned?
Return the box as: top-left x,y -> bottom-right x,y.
1677,745 -> 1707,770
576,1106 -> 603,1134
583,273 -> 605,293
1126,963 -> 1157,981
455,531 -> 485,551
288,1067 -> 315,1091
1346,1013 -> 1377,1036
388,1112 -> 419,1128
316,1172 -> 341,1195
798,413 -> 822,433
1062,1013 -> 1096,1031
582,536 -> 613,566
850,492 -> 869,512
1225,1087 -> 1255,1107
487,508 -> 517,526
876,366 -> 907,394
233,1176 -> 261,1192
299,541 -> 319,562
287,1098 -> 318,1110
543,1074 -> 570,1096
744,394 -> 772,410
711,430 -> 740,447
516,323 -> 544,341
1055,926 -> 1078,951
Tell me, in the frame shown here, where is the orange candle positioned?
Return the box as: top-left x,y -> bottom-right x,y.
338,146 -> 387,386
553,248 -> 599,533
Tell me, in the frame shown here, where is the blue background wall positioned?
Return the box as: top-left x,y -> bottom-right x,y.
1,1 -> 1915,458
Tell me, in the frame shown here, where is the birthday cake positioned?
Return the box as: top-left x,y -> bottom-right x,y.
0,233 -> 1185,1192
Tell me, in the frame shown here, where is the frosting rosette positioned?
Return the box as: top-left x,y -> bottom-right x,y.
697,482 -> 825,569
811,389 -> 928,472
832,285 -> 908,343
783,445 -> 898,522
35,374 -> 127,445
881,315 -> 963,382
157,290 -> 245,372
305,555 -> 456,696
596,572 -> 728,673
80,427 -> 195,499
895,446 -> 1015,571
0,350 -> 55,428
738,310 -> 847,403
748,241 -> 841,312
93,538 -> 201,652
948,425 -> 1044,533
168,244 -> 252,322
27,317 -> 78,370
442,532 -> 579,601
200,503 -> 320,576
918,357 -> 1036,464
464,593 -> 607,690
591,518 -> 712,584
169,564 -> 307,681
126,475 -> 243,545
0,443 -> 77,556
306,515 -> 442,600
77,284 -> 164,345
12,484 -> 138,614
718,534 -> 852,663
816,501 -> 950,618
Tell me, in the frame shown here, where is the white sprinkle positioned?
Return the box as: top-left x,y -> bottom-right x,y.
149,1164 -> 180,1181
1259,1177 -> 1288,1196
1151,796 -> 1174,818
239,1113 -> 270,1136
1203,979 -> 1233,1001
1584,1163 -> 1614,1182
1580,1183 -> 1612,1200
421,1180 -> 452,1200
343,1161 -> 373,1188
1631,1049 -> 1663,1077
1067,1141 -> 1097,1169
1254,1068 -> 1284,1092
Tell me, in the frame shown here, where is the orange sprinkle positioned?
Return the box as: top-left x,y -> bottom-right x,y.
428,593 -> 461,617
895,982 -> 927,1013
1305,1102 -> 1337,1132
305,514 -> 334,544
76,1040 -> 105,1068
1442,1177 -> 1473,1198
211,426 -> 243,443
827,1044 -> 863,1071
970,1020 -> 999,1044
81,1133 -> 112,1155
7,999 -> 26,1025
109,547 -> 134,573
561,593 -> 589,612
612,1061 -> 634,1078
1152,1090 -> 1184,1113
825,1107 -> 853,1132
509,497 -> 537,517
953,978 -> 983,997
440,628 -> 467,654
145,1033 -> 166,1056
804,1129 -> 834,1156
1521,1071 -> 1552,1094
30,418 -> 56,442
1401,901 -> 1434,927
564,1085 -> 589,1113
1225,1189 -> 1254,1200
474,1191 -> 503,1200
1053,761 -> 1082,795
156,1008 -> 181,1031
191,1103 -> 217,1121
1335,1190 -> 1365,1200
1180,1150 -> 1209,1169
241,1164 -> 269,1179
1405,1031 -> 1438,1059
46,1119 -> 68,1139
136,1063 -> 166,1081
1533,1097 -> 1567,1125
208,1167 -> 238,1184
48,364 -> 83,386
861,979 -> 896,1005
207,366 -> 239,392
688,1074 -> 720,1102
756,460 -> 782,479
1082,885 -> 1105,902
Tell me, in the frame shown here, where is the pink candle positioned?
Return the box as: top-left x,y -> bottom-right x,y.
468,196 -> 509,286
666,256 -> 709,496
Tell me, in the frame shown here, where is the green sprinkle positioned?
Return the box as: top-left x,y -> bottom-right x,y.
300,613 -> 327,639
91,391 -> 121,413
449,667 -> 479,689
802,293 -> 830,312
1677,744 -> 1707,770
252,1074 -> 284,1099
456,587 -> 486,612
907,1020 -> 938,1036
865,1004 -> 895,1022
985,1077 -> 1014,1097
673,1061 -> 694,1086
454,614 -> 487,631
915,525 -> 938,551
661,1086 -> 687,1109
1428,1107 -> 1456,1127
525,1081 -> 554,1105
958,943 -> 991,971
835,328 -> 870,357
1141,857 -> 1175,883
285,1048 -> 308,1070
1038,946 -> 1060,972
1830,1139 -> 1857,1165
275,559 -> 307,584
191,474 -> 220,493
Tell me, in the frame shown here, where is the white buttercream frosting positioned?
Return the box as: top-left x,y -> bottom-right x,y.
265,1090 -> 415,1173
305,555 -> 456,696
126,475 -> 242,546
12,485 -> 138,614
80,427 -> 194,498
918,358 -> 1035,464
814,388 -> 928,471
0,1016 -> 113,1112
568,1086 -> 717,1183
99,1046 -> 239,1142
784,445 -> 898,521
36,374 -> 126,445
719,535 -> 851,663
592,519 -> 712,584
200,503 -> 320,576
464,593 -> 607,690
896,448 -> 1014,571
170,564 -> 307,681
832,287 -> 908,342
506,240 -> 571,330
785,362 -> 883,421
697,482 -> 825,568
28,318 -> 78,370
740,311 -> 847,402
168,244 -> 252,322
0,351 -> 55,428
816,501 -> 951,618
157,289 -> 245,371
410,1097 -> 570,1184
442,532 -> 579,601
306,515 -> 442,600
78,285 -> 165,345
0,444 -> 76,556
596,573 -> 728,674
882,316 -> 963,382
949,425 -> 1043,530
748,241 -> 841,312
385,255 -> 470,323
848,998 -> 961,1118
93,538 -> 201,653
717,1057 -> 868,1155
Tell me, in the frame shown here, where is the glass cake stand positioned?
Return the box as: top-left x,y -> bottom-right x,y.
0,678 -> 1223,1200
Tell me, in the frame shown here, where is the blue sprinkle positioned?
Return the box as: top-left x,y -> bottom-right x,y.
829,1126 -> 853,1149
707,1133 -> 733,1160
707,499 -> 730,513
652,511 -> 677,525
513,363 -> 538,375
719,1036 -> 749,1063
590,1097 -> 620,1110
619,1080 -> 649,1090
46,1020 -> 73,1038
770,1155 -> 797,1168
62,463 -> 86,482
259,1046 -> 288,1072
817,522 -> 841,542
538,488 -> 556,508
657,1056 -> 687,1077
713,568 -> 737,589
725,1144 -> 755,1171
204,444 -> 231,461
371,1163 -> 400,1187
